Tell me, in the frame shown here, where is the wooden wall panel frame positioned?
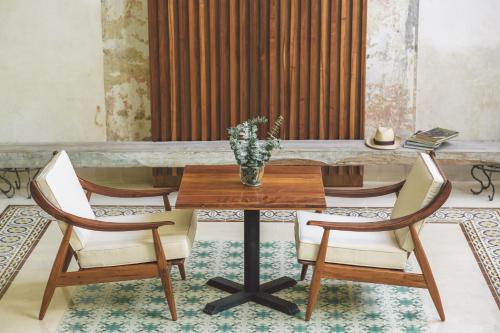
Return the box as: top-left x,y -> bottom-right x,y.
148,0 -> 368,187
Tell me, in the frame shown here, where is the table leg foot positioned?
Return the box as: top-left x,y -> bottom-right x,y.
253,292 -> 300,315
206,277 -> 243,293
260,276 -> 297,294
203,291 -> 253,315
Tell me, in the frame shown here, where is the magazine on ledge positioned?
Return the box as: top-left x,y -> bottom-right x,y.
404,127 -> 459,150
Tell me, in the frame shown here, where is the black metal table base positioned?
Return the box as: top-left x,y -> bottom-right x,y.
203,210 -> 299,316
203,276 -> 299,315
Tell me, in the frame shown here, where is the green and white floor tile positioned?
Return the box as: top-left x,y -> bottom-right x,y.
58,241 -> 428,333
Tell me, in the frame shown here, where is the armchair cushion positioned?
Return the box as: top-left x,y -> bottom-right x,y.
391,153 -> 445,252
36,151 -> 94,250
77,209 -> 197,268
295,211 -> 408,270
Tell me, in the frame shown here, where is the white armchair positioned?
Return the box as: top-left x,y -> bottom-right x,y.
295,152 -> 451,321
31,151 -> 197,321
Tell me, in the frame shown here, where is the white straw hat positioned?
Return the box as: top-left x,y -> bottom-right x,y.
365,127 -> 401,150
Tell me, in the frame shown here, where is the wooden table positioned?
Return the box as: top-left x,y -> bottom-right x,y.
176,165 -> 326,315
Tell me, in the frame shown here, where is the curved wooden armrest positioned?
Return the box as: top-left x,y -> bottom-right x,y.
30,181 -> 174,232
324,180 -> 405,198
58,211 -> 174,232
308,181 -> 451,232
78,177 -> 177,198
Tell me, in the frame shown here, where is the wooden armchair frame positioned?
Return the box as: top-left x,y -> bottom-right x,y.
31,179 -> 183,321
301,153 -> 451,321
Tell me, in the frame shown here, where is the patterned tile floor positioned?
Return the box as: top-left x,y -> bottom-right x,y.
460,210 -> 500,308
0,205 -> 50,299
1,205 -> 498,312
58,241 -> 429,333
0,199 -> 499,333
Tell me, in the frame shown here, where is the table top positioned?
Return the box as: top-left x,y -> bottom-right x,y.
176,165 -> 326,210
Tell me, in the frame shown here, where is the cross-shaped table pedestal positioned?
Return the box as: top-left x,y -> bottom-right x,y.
176,165 -> 326,315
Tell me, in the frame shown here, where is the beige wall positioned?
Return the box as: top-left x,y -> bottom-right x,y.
1,0 -> 498,144
365,0 -> 419,139
0,0 -> 106,142
416,0 -> 500,140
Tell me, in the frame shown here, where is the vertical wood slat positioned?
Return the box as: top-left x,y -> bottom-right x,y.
249,0 -> 260,120
229,0 -> 239,126
309,0 -> 320,139
159,0 -> 170,141
239,0 -> 249,124
279,0 -> 290,139
269,0 -> 280,131
167,0 -> 180,140
219,0 -> 229,134
208,0 -> 219,140
288,0 -> 299,139
178,0 -> 190,141
149,0 -> 367,186
350,0 -> 360,182
148,0 -> 160,141
329,0 -> 340,139
349,0 -> 361,140
188,0 -> 200,140
298,0 -> 310,139
259,0 -> 269,125
318,0 -> 330,140
359,0 -> 367,138
339,0 -> 351,141
199,0 -> 209,140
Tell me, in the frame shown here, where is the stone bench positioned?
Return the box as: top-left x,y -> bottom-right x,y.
1,140 -> 499,169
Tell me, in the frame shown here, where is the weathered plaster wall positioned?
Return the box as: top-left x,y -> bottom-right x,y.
365,0 -> 419,139
416,0 -> 500,140
4,0 -> 496,144
0,0 -> 106,142
101,0 -> 151,141
101,0 -> 419,141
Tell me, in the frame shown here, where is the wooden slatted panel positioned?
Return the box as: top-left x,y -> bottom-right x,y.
149,0 -> 367,186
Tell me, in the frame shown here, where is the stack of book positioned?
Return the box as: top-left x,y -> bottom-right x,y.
404,127 -> 459,150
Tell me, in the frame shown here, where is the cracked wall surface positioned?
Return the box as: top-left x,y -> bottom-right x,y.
101,0 -> 151,141
102,0 -> 419,141
364,0 -> 419,139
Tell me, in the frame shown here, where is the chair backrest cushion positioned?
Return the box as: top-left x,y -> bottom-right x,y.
391,153 -> 445,252
36,151 -> 94,250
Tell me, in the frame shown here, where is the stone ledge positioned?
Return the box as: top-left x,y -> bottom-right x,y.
0,140 -> 498,168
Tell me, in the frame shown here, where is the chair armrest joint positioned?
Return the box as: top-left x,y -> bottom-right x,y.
324,180 -> 405,198
307,180 -> 451,232
78,177 -> 178,198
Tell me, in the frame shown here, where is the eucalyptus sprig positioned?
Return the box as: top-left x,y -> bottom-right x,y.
228,115 -> 284,167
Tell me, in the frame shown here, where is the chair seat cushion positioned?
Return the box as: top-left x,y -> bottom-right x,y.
295,211 -> 408,270
77,209 -> 197,268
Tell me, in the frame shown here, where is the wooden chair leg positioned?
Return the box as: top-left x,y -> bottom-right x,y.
39,226 -> 73,320
410,225 -> 445,321
305,266 -> 322,321
152,228 -> 177,321
160,264 -> 177,320
178,260 -> 186,280
300,264 -> 308,281
305,228 -> 330,321
61,248 -> 75,273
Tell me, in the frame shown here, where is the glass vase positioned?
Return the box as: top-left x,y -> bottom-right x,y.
239,165 -> 265,187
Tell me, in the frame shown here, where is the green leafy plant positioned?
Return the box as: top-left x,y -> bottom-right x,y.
228,116 -> 284,167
